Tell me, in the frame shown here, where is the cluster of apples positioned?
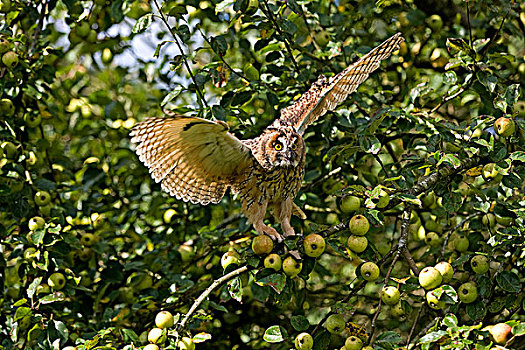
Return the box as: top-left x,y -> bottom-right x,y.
143,311 -> 195,350
246,230 -> 326,278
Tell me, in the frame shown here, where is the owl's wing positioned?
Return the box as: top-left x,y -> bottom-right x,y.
280,33 -> 404,134
130,115 -> 254,205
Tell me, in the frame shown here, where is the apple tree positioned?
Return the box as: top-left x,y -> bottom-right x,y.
0,0 -> 524,349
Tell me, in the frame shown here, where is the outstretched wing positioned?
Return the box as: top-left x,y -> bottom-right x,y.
130,115 -> 254,205
279,33 -> 404,134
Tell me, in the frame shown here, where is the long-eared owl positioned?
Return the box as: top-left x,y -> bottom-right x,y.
130,33 -> 404,241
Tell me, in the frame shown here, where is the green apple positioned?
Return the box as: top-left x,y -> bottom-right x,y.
426,290 -> 446,310
130,273 -> 153,291
313,30 -> 330,47
81,233 -> 97,246
418,266 -> 443,290
0,37 -> 9,54
495,214 -> 512,226
347,235 -> 368,253
458,282 -> 478,303
0,98 -> 14,116
360,262 -> 380,281
23,247 -> 37,260
36,283 -> 50,295
349,215 -> 370,236
282,256 -> 302,277
344,335 -> 363,350
494,117 -> 515,137
453,235 -> 469,252
2,51 -> 18,69
28,216 -> 45,231
470,255 -> 489,274
221,251 -> 240,269
324,314 -> 345,334
482,213 -> 496,228
143,344 -> 159,350
34,190 -> 51,206
24,113 -> 42,128
391,300 -> 405,317
48,272 -> 66,290
178,244 -> 195,262
243,0 -> 259,16
155,311 -> 174,329
425,231 -> 442,247
341,196 -> 361,213
421,192 -> 436,208
427,14 -> 443,31
434,261 -> 454,283
481,163 -> 503,183
78,247 -> 93,262
294,332 -> 313,350
148,327 -> 166,344
118,286 -> 136,304
178,336 -> 195,350
1,141 -> 18,159
264,253 -> 282,271
381,286 -> 400,305
303,233 -> 325,258
101,47 -> 113,64
75,21 -> 91,37
373,190 -> 390,209
488,323 -> 512,345
252,235 -> 273,255
86,29 -> 98,43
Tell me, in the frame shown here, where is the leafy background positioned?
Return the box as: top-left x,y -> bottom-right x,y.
0,0 -> 524,349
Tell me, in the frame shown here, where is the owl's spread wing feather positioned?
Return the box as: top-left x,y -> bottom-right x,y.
130,116 -> 254,205
280,32 -> 404,134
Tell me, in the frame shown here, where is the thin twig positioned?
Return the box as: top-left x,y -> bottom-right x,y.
406,306 -> 423,346
480,9 -> 510,59
466,1 -> 473,48
178,265 -> 249,330
152,0 -> 208,109
440,212 -> 479,257
259,0 -> 301,74
29,0 -> 48,54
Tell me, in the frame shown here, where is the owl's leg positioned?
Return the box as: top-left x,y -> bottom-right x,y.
275,199 -> 295,237
243,199 -> 282,241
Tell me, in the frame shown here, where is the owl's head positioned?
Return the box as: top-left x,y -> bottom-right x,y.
259,127 -> 305,169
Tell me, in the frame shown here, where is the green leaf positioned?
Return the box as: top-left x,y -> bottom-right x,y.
211,35 -> 228,56
495,271 -> 521,293
27,276 -> 42,299
466,300 -> 486,320
161,85 -> 184,107
216,0 -> 235,13
132,13 -> 153,34
110,0 -> 124,22
193,332 -> 212,343
446,38 -> 470,56
34,178 -> 56,191
418,330 -> 447,344
442,314 -> 458,328
290,315 -> 310,332
53,320 -> 69,341
376,331 -> 402,344
14,307 -> 32,321
442,192 -> 463,214
502,173 -> 522,189
443,71 -> 457,84
263,325 -> 284,343
167,5 -> 187,17
438,153 -> 461,168
512,322 -> 525,336
39,292 -> 65,304
397,194 -> 422,206
255,273 -> 286,294
476,71 -> 497,93
510,151 -> 525,162
228,276 -> 243,302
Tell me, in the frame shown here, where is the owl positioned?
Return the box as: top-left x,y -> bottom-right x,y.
130,33 -> 404,241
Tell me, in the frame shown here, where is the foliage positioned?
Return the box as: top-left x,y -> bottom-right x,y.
0,0 -> 524,349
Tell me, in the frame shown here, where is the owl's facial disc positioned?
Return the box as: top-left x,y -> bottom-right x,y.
271,134 -> 302,167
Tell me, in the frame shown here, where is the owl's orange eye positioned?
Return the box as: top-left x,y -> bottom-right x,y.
274,143 -> 283,151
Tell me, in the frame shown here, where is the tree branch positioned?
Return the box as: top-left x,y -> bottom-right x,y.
178,265 -> 250,330
152,0 -> 208,109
